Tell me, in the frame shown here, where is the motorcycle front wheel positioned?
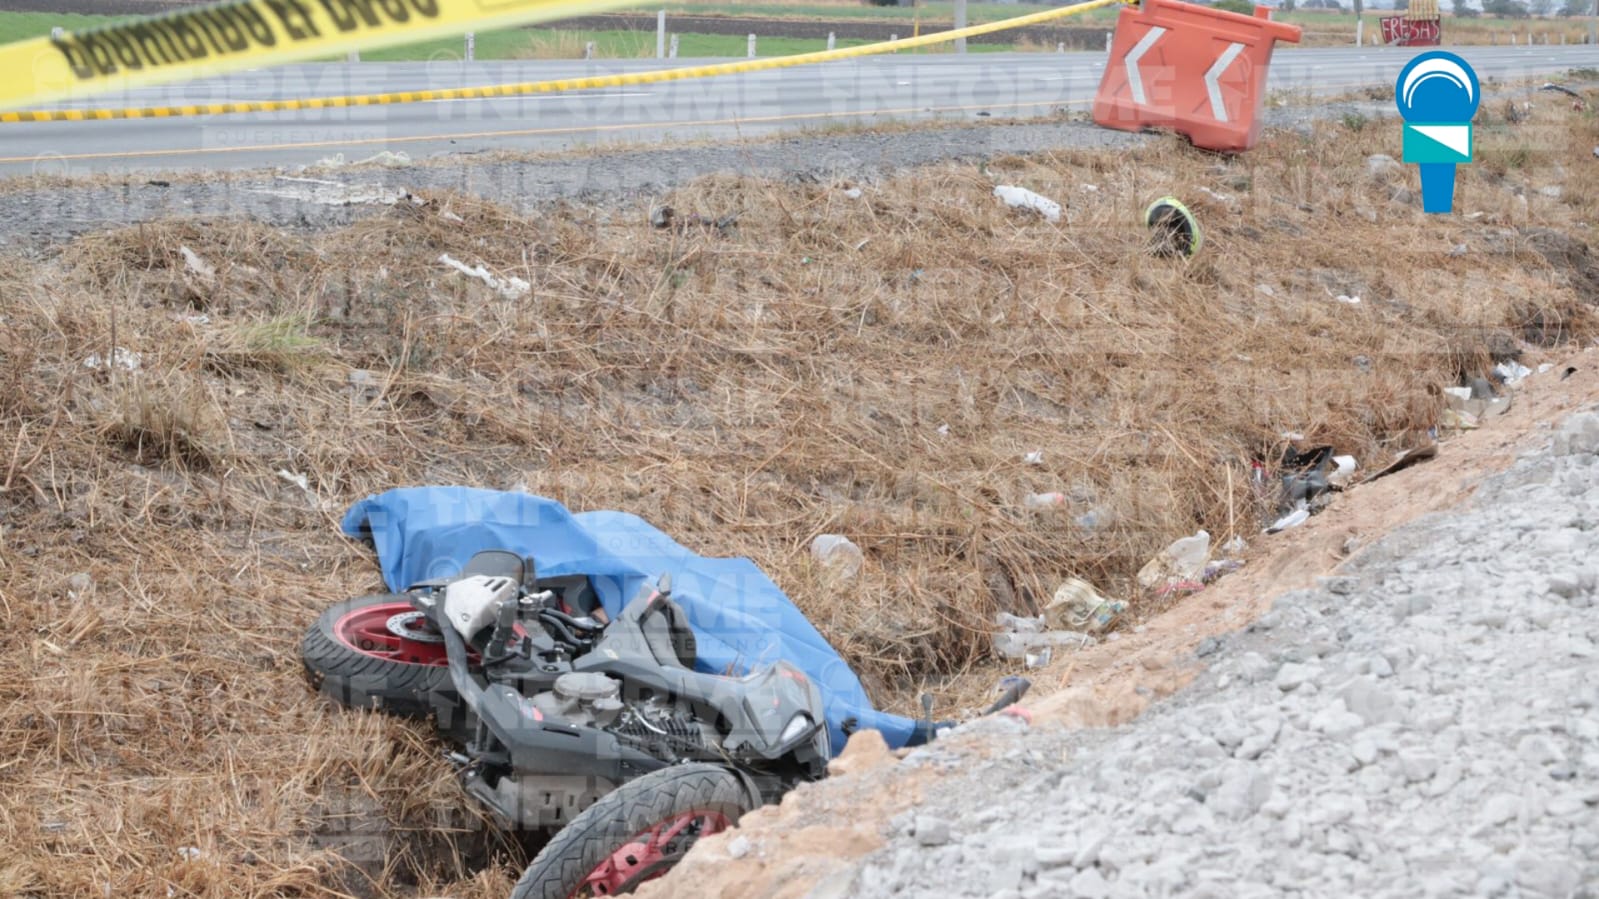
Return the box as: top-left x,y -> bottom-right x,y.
301,594 -> 461,724
511,763 -> 755,899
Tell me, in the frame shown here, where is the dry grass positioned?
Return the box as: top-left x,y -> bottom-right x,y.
1,89 -> 1596,896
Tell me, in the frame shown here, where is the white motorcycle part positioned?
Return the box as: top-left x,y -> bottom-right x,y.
442,575 -> 519,639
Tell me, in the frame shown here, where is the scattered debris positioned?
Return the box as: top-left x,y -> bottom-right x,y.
1023,492 -> 1067,510
1440,408 -> 1480,430
1368,444 -> 1439,482
1366,154 -> 1404,182
841,187 -> 863,200
992,625 -> 1096,663
316,150 -> 412,168
83,347 -> 141,371
810,534 -> 863,578
1197,186 -> 1232,203
1494,361 -> 1533,386
1326,455 -> 1358,488
935,423 -> 949,436
1538,82 -> 1587,110
65,572 -> 94,601
179,245 -> 216,281
1279,448 -> 1336,510
177,847 -> 205,862
348,369 -> 382,405
993,185 -> 1062,223
1144,196 -> 1201,258
1201,559 -> 1244,582
1334,294 -> 1362,305
1221,535 -> 1247,554
1043,578 -> 1125,634
1023,451 -> 1044,466
177,313 -> 210,326
649,205 -> 738,235
1074,508 -> 1113,531
247,177 -> 409,206
276,469 -> 310,492
1265,508 -> 1309,534
1448,243 -> 1468,257
439,254 -> 531,300
1137,529 -> 1210,589
1081,183 -> 1100,193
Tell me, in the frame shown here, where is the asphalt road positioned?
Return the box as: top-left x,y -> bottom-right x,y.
0,45 -> 1591,176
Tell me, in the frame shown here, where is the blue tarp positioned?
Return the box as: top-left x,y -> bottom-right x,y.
341,487 -> 919,752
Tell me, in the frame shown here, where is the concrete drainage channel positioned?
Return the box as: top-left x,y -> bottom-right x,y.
827,413 -> 1599,898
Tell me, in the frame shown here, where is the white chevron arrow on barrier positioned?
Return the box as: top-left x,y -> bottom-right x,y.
1203,41 -> 1246,123
1123,26 -> 1166,107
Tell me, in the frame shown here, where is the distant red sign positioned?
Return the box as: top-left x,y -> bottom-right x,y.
1381,16 -> 1442,46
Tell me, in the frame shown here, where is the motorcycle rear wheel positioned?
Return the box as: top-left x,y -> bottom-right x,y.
301,595 -> 460,723
511,763 -> 755,899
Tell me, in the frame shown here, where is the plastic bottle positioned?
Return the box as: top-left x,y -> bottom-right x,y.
810,534 -> 863,578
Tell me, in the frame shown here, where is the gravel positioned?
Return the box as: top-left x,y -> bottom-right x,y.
840,411 -> 1599,899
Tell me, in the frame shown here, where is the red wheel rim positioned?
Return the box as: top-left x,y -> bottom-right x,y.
333,602 -> 450,666
572,810 -> 732,897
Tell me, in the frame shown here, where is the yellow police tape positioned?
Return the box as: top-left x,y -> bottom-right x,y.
0,0 -> 648,113
0,0 -> 1131,123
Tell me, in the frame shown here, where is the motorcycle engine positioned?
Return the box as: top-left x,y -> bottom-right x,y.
528,672 -> 624,728
609,698 -> 714,759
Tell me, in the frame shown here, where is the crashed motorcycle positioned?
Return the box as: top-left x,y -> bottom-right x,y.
302,549 -> 832,897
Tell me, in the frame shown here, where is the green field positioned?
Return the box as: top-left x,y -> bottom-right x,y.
0,10 -> 129,44
656,1 -> 1117,23
0,10 -> 1020,61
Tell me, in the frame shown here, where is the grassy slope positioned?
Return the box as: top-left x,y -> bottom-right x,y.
0,88 -> 1595,897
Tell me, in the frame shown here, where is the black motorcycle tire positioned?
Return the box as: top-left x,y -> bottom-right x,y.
510,763 -> 756,899
301,595 -> 461,724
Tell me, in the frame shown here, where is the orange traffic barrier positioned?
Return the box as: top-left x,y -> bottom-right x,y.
1093,0 -> 1301,152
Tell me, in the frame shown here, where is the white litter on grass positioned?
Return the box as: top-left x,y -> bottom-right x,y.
179,245 -> 215,281
1081,184 -> 1100,193
1538,363 -> 1555,374
84,348 -> 141,371
935,423 -> 950,436
1023,451 -> 1044,465
1334,294 -> 1362,305
1265,508 -> 1310,534
842,187 -> 863,200
177,847 -> 204,861
993,185 -> 1062,223
316,150 -> 412,168
440,254 -> 531,300
1327,454 -> 1358,488
1198,186 -> 1232,203
276,469 -> 310,492
1443,386 -> 1474,401
178,313 -> 210,326
247,177 -> 408,206
1495,360 -> 1533,386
